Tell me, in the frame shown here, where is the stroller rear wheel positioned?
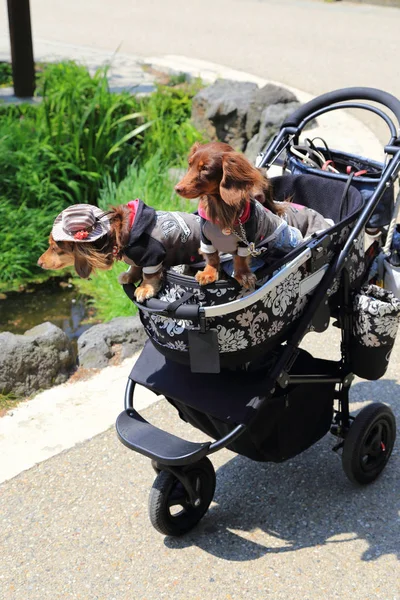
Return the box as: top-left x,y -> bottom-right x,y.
342,403 -> 396,485
148,457 -> 216,536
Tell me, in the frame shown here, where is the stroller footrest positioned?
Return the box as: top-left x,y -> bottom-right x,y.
116,409 -> 211,466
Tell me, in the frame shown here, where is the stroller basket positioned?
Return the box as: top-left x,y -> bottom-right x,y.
126,174 -> 365,372
288,146 -> 393,228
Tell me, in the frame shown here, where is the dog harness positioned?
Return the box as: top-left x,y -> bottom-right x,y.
123,199 -> 202,274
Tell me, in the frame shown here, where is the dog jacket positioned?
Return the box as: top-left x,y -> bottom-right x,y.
123,199 -> 202,274
199,200 -> 332,257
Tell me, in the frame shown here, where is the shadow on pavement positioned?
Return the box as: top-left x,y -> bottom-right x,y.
164,379 -> 400,562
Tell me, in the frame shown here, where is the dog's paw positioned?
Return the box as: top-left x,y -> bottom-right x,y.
235,272 -> 256,290
195,269 -> 218,286
134,284 -> 156,303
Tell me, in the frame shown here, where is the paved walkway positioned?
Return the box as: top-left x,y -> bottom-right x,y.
1,0 -> 400,143
1,332 -> 400,600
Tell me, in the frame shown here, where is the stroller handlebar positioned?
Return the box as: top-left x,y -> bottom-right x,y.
281,87 -> 400,137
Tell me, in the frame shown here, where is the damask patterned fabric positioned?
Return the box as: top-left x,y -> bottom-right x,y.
353,284 -> 400,348
139,231 -> 365,365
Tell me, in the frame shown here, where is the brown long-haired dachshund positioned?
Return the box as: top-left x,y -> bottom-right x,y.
174,142 -> 286,289
175,141 -> 332,290
37,201 -> 201,302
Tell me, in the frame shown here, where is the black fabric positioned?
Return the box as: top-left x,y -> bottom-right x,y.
350,342 -> 392,381
148,333 -> 292,371
130,341 -> 336,463
123,201 -> 166,267
270,174 -> 363,223
129,339 -> 280,425
286,156 -> 393,228
169,379 -> 335,463
170,350 -> 336,463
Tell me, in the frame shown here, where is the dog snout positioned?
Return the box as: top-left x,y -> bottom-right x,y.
174,183 -> 186,195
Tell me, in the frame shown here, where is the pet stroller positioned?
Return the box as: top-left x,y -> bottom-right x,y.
116,87 -> 400,536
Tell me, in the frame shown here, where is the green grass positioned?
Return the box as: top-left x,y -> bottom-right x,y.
0,62 -> 149,210
0,392 -> 21,414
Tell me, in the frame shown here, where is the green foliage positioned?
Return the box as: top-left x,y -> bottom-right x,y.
0,61 -> 204,325
0,197 -> 60,285
138,82 -> 203,165
0,391 -> 20,414
0,62 -> 150,210
75,262 -> 136,322
0,62 -> 13,87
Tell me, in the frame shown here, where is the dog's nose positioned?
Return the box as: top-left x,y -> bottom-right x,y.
175,184 -> 185,194
37,258 -> 44,268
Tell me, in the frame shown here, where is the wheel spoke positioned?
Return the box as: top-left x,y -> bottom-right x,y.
362,423 -> 384,458
166,484 -> 188,509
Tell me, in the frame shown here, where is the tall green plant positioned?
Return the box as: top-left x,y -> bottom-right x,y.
0,62 -> 152,209
138,83 -> 203,164
36,62 -> 153,205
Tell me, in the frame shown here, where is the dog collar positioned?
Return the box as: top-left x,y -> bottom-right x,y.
198,200 -> 251,226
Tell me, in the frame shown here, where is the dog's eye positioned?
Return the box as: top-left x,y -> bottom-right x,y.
200,165 -> 208,172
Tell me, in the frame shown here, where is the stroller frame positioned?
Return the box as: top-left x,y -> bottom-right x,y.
116,87 -> 400,536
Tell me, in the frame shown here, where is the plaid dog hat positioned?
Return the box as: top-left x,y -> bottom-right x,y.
51,204 -> 111,242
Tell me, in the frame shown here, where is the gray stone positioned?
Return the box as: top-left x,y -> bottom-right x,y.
0,322 -> 75,397
77,316 -> 147,369
245,83 -> 298,140
244,101 -> 301,164
191,79 -> 258,151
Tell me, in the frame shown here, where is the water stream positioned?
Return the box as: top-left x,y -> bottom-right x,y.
0,279 -> 97,347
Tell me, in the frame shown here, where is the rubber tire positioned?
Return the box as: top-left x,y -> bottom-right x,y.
148,457 -> 216,536
342,403 -> 396,485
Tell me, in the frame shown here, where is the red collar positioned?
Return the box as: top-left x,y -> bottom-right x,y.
127,199 -> 139,228
198,200 -> 251,225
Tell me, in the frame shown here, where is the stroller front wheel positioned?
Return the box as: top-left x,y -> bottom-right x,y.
342,403 -> 396,485
148,457 -> 216,536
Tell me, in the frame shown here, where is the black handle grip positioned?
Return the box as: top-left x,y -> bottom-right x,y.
281,87 -> 400,134
123,284 -> 200,321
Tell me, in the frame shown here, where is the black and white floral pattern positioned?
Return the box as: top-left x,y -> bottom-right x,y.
353,284 -> 400,348
139,227 -> 366,362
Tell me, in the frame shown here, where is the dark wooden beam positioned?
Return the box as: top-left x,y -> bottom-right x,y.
7,0 -> 35,97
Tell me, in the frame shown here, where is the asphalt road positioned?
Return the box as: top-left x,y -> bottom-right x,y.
1,329 -> 399,599
1,0 -> 399,141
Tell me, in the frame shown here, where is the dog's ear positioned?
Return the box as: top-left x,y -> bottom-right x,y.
220,152 -> 258,206
73,247 -> 93,279
188,141 -> 201,160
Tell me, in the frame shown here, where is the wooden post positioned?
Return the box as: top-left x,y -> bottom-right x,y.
7,0 -> 35,97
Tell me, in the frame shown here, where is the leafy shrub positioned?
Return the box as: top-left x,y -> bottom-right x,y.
0,197 -> 60,284
0,62 -> 151,209
0,62 -> 13,87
